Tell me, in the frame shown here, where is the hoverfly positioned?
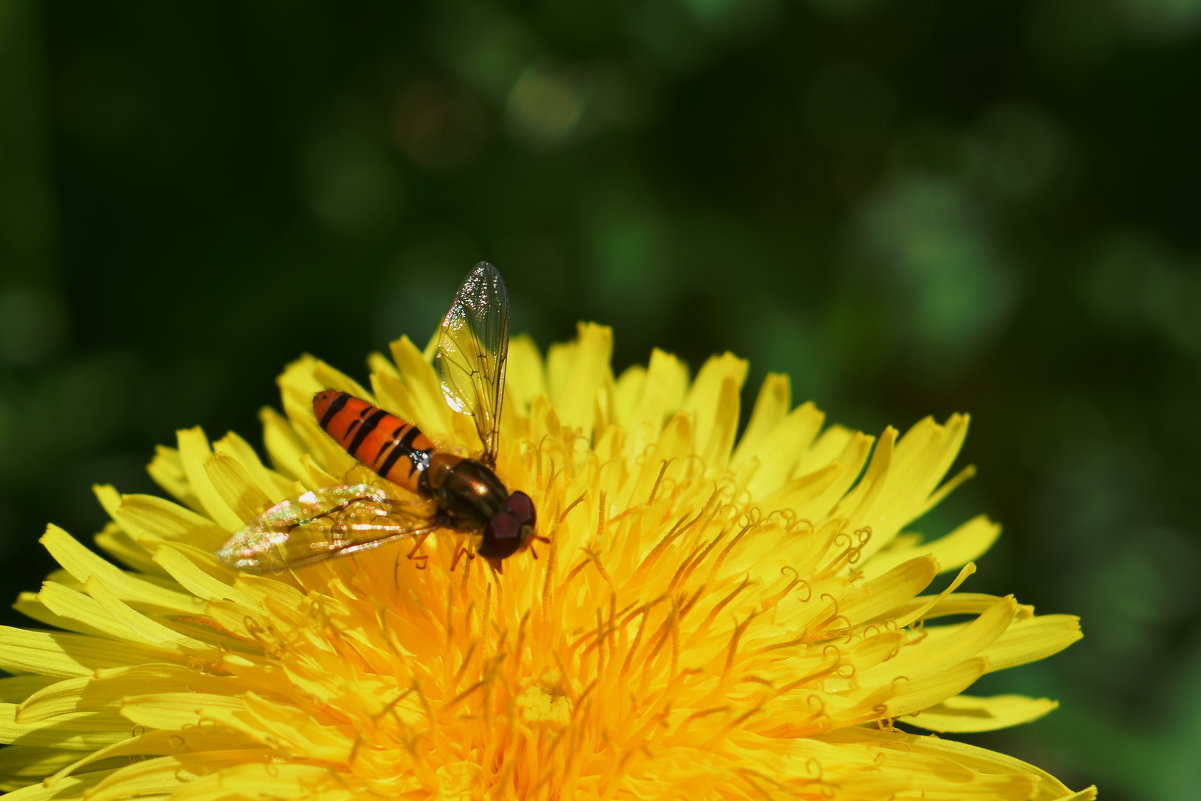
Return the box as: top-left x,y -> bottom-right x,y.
218,262 -> 539,573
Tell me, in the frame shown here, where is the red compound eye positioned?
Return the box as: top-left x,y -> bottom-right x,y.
478,491 -> 536,559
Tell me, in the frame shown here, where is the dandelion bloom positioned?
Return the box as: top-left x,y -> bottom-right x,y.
0,323 -> 1094,799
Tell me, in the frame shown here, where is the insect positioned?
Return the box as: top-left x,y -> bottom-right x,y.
218,262 -> 540,573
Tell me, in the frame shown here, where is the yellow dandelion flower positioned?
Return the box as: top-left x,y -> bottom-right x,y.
1,315 -> 1095,798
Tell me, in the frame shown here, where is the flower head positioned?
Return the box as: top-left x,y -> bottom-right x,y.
1,323 -> 1094,800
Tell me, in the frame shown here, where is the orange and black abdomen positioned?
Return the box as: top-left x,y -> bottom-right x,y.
312,390 -> 437,494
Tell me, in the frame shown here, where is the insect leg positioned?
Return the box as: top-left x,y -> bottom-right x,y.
449,546 -> 472,573
406,531 -> 433,570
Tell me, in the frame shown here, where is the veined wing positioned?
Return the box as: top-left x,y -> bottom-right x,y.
218,484 -> 438,572
433,262 -> 510,467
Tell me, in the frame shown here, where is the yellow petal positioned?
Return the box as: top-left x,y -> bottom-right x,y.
837,556 -> 938,626
176,428 -> 244,532
150,545 -> 247,605
0,627 -> 179,678
681,352 -> 747,468
861,596 -> 1017,685
876,657 -> 990,720
98,491 -> 226,552
842,416 -> 972,564
899,732 -> 1098,800
506,334 -> 547,414
39,527 -> 198,612
201,450 -> 274,524
0,746 -> 96,792
383,335 -> 457,436
0,676 -> 56,703
1,770 -> 103,800
92,523 -> 164,577
732,372 -> 792,466
145,443 -> 197,509
85,756 -> 191,801
120,691 -> 246,731
903,693 -> 1060,732
618,348 -> 690,456
796,431 -> 876,514
259,406 -> 307,482
738,399 -> 826,498
547,322 -> 613,435
177,761 -> 351,801
16,677 -> 112,724
866,514 -> 1001,578
49,727 -> 268,783
213,431 -> 294,498
0,702 -> 131,750
981,614 -> 1084,671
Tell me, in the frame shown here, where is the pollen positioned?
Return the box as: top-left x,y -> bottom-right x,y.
517,670 -> 572,725
0,323 -> 1095,801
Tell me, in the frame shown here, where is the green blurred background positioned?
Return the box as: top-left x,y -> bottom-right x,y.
2,2 -> 1198,798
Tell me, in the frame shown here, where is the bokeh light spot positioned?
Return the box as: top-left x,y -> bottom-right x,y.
506,64 -> 588,148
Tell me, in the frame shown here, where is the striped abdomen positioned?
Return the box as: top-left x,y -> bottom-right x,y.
313,390 -> 436,494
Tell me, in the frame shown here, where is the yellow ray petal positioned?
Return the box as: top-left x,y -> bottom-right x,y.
1,770 -> 105,801
732,373 -> 792,466
547,323 -> 613,435
0,676 -> 57,704
0,745 -> 110,792
259,406 -> 307,482
176,761 -> 352,801
175,428 -> 244,532
212,431 -> 294,498
505,334 -> 546,414
98,490 -> 227,552
866,514 -> 1001,578
120,692 -> 246,731
837,555 -> 938,627
739,401 -> 825,498
619,349 -> 690,457
381,336 -> 458,435
201,451 -> 274,524
896,731 -> 1098,800
903,693 -> 1060,732
861,596 -> 1017,685
85,755 -> 192,801
0,703 -> 132,750
0,627 -> 181,679
800,431 -> 876,515
980,613 -> 1084,672
92,523 -> 164,577
39,527 -> 199,613
150,545 -> 247,605
682,352 -> 747,469
145,444 -> 196,510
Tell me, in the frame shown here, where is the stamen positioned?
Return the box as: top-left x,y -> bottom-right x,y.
647,459 -> 670,505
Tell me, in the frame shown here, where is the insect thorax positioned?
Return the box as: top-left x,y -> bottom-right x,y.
423,455 -> 510,533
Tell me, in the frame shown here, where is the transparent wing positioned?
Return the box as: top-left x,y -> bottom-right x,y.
434,262 -> 511,466
218,484 -> 439,572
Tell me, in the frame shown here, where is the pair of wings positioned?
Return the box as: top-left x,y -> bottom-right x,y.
218,262 -> 512,572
